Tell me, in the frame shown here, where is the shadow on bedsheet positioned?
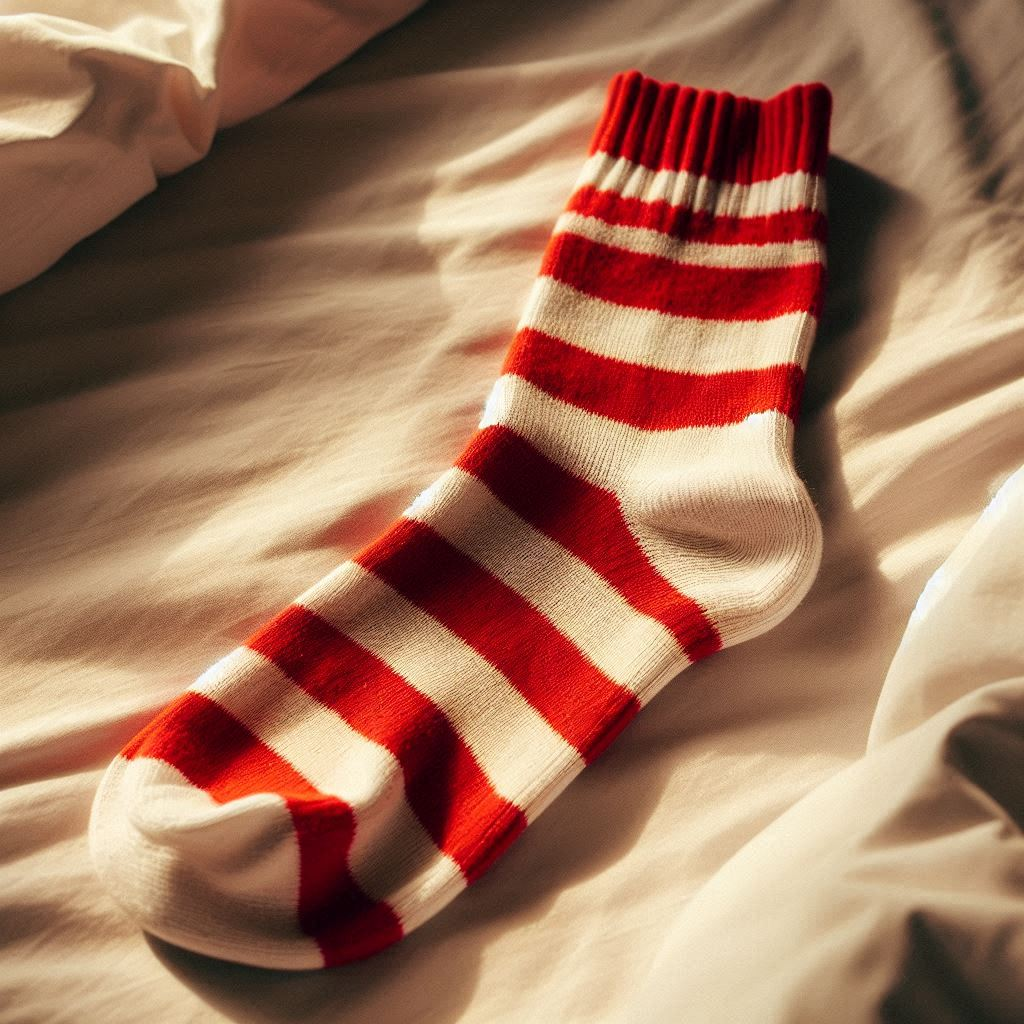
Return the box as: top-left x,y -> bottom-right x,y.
793,156 -> 923,704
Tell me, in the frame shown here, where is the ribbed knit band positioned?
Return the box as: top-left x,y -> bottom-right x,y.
589,71 -> 832,182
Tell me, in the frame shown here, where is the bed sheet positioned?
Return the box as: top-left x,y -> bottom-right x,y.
2,0 -> 1024,1021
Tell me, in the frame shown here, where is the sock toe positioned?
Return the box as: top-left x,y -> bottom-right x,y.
89,753 -> 327,969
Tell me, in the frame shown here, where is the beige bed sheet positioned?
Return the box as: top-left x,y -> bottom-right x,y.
2,0 -> 1024,1021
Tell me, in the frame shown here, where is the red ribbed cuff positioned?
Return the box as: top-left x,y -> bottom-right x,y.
589,71 -> 832,182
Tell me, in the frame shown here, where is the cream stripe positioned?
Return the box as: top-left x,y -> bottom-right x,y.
519,277 -> 816,375
576,151 -> 826,216
479,374 -> 820,646
480,372 -> 794,491
553,211 -> 825,268
191,647 -> 464,927
90,755 -> 323,969
404,467 -> 687,689
299,562 -> 584,817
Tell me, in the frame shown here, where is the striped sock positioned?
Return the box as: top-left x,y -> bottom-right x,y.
89,71 -> 831,970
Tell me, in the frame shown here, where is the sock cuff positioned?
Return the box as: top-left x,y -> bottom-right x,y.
588,71 -> 832,183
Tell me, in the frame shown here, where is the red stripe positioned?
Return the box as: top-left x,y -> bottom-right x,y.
541,231 -> 824,321
566,185 -> 827,245
589,73 -> 831,180
122,691 -> 402,966
504,327 -> 804,429
354,518 -> 641,763
455,425 -> 722,663
247,606 -> 526,881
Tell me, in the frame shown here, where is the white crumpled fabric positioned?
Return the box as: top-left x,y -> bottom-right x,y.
0,0 -> 424,293
637,465 -> 1024,1022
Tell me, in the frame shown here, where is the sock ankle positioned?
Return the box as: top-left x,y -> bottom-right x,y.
89,70 -> 831,969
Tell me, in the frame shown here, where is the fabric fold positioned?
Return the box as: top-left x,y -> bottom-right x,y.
0,0 -> 426,295
635,466 -> 1024,1024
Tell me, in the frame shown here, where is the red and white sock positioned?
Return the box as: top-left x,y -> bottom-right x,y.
89,71 -> 831,969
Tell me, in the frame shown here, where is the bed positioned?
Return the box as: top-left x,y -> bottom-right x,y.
2,0 -> 1023,1020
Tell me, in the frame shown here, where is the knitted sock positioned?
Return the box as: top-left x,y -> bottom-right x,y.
90,71 -> 831,969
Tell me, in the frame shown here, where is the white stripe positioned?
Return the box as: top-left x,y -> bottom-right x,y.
480,372 -> 792,490
404,467 -> 687,689
479,374 -> 821,646
298,562 -> 584,817
191,647 -> 464,927
519,277 -> 816,375
524,278 -> 811,374
576,151 -> 826,216
90,755 -> 323,969
553,211 -> 825,267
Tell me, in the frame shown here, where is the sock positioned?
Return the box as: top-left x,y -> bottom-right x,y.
89,71 -> 831,969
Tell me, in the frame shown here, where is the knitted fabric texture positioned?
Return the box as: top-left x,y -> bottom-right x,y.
89,70 -> 832,969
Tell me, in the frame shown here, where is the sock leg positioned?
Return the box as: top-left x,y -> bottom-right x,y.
89,71 -> 831,969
